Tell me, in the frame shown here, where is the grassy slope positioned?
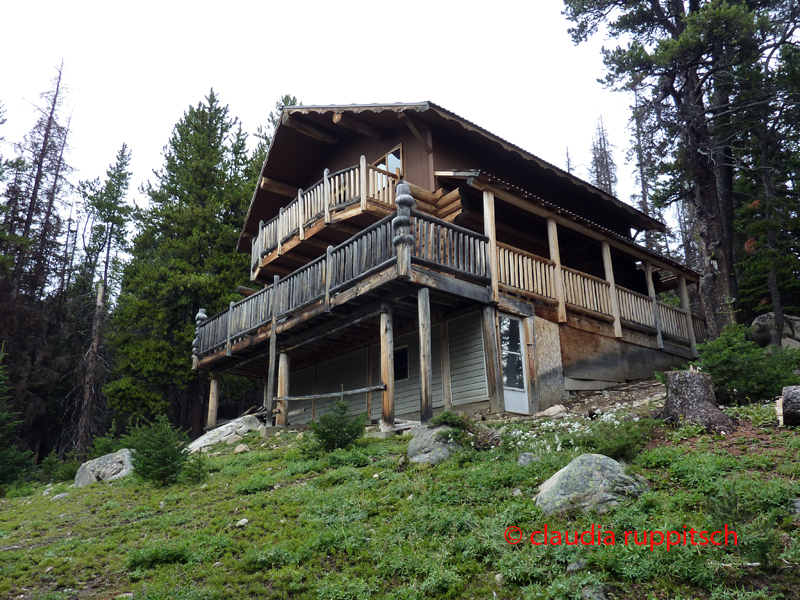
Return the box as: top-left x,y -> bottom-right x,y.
1,403 -> 799,600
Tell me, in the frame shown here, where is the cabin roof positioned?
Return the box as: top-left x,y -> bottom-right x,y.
237,101 -> 666,253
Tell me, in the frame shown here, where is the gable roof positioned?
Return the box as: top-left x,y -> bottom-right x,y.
238,101 -> 665,252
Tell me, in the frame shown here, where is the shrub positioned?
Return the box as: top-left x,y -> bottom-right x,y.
571,418 -> 658,461
87,430 -> 128,460
179,452 -> 209,484
126,541 -> 193,569
430,410 -> 500,450
0,352 -> 33,492
695,324 -> 800,403
308,399 -> 366,451
38,450 -> 81,483
128,414 -> 190,486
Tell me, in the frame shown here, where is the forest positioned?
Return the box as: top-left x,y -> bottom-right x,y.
1,0 -> 799,482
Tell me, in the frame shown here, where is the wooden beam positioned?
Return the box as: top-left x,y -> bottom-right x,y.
679,275 -> 698,358
440,322 -> 452,409
418,288 -> 433,423
405,181 -> 443,205
399,112 -> 433,154
434,188 -> 461,209
235,285 -> 260,297
481,305 -> 504,414
547,218 -> 567,323
276,353 -> 289,425
645,261 -> 664,349
260,177 -> 299,198
332,112 -> 382,138
380,302 -> 395,428
483,190 -> 499,304
207,376 -> 220,428
602,241 -> 623,338
275,384 -> 386,402
281,114 -> 338,144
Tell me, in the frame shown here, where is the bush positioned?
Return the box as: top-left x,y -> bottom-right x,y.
38,450 -> 81,483
695,324 -> 800,403
308,399 -> 366,451
128,414 -> 190,486
571,418 -> 658,461
87,430 -> 128,460
0,352 -> 33,493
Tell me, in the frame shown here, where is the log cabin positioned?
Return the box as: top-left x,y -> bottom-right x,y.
191,102 -> 705,430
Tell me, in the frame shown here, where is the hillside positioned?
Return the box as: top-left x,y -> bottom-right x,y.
1,380 -> 799,600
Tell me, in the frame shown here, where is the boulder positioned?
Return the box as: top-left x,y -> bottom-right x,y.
534,453 -> 648,515
751,313 -> 800,349
782,386 -> 800,427
74,449 -> 133,488
407,426 -> 457,465
188,415 -> 262,452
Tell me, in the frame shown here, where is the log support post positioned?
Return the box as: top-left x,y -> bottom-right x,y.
602,241 -> 623,338
276,353 -> 290,426
548,218 -> 567,323
264,274 -> 279,419
418,287 -> 433,423
393,181 -> 415,279
277,206 -> 285,255
360,155 -> 369,212
440,322 -> 452,410
324,245 -> 334,312
207,375 -> 220,429
323,168 -> 332,224
380,302 -> 395,430
483,190 -> 500,304
298,188 -> 305,240
481,305 -> 504,414
679,275 -> 698,358
225,301 -> 235,356
645,261 -> 664,349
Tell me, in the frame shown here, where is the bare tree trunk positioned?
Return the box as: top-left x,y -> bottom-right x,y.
761,152 -> 785,348
76,283 -> 104,461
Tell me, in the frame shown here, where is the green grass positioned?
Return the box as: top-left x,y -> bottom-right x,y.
0,415 -> 798,599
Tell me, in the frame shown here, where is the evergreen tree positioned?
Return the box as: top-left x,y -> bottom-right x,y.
0,347 -> 33,491
105,91 -> 257,434
587,116 -> 617,196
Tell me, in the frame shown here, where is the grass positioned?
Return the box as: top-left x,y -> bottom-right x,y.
0,400 -> 798,599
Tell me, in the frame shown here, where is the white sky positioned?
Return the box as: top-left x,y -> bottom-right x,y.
1,0 -> 640,212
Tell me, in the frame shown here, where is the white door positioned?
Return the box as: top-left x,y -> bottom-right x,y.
500,315 -> 530,414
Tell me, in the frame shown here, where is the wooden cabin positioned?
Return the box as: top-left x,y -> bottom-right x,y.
192,102 -> 705,429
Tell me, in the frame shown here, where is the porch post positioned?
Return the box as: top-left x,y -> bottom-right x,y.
645,261 -> 664,349
679,275 -> 698,358
323,168 -> 332,224
483,190 -> 500,304
602,241 -> 623,338
393,182 -> 415,279
547,218 -> 567,323
380,302 -> 395,429
298,188 -> 305,240
440,322 -> 452,410
276,353 -> 289,426
481,305 -> 504,413
418,288 -> 433,423
360,155 -> 369,212
207,375 -> 220,429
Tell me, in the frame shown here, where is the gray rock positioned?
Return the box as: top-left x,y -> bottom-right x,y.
188,415 -> 262,452
234,444 -> 250,454
235,518 -> 249,527
534,453 -> 648,515
74,449 -> 133,488
582,585 -> 607,600
783,387 -> 800,427
512,488 -> 523,497
225,434 -> 243,445
50,493 -> 69,501
567,559 -> 586,573
517,453 -> 541,466
792,498 -> 800,516
494,573 -> 505,586
407,426 -> 457,465
212,561 -> 223,568
751,313 -> 800,348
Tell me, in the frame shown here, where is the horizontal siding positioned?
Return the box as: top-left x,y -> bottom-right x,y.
448,311 -> 489,405
315,348 -> 369,419
289,367 -> 315,424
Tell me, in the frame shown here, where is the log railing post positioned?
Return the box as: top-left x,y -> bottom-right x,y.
393,181 -> 415,279
679,275 -> 698,358
380,302 -> 395,430
276,353 -> 289,426
207,375 -> 220,428
324,245 -> 334,312
483,190 -> 499,304
418,287 -> 433,423
360,155 -> 369,212
323,168 -> 332,224
547,218 -> 567,323
298,189 -> 305,240
225,301 -> 235,356
645,261 -> 664,349
277,206 -> 285,255
602,241 -> 623,338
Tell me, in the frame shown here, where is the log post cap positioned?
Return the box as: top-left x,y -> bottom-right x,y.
195,308 -> 207,324
395,181 -> 415,210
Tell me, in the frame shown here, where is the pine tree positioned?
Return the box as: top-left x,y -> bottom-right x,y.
587,116 -> 617,196
0,347 -> 33,491
105,91 -> 257,434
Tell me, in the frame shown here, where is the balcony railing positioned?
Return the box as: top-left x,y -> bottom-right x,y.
250,157 -> 399,278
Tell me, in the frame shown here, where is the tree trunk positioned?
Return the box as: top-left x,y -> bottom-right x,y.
76,283 -> 104,461
660,371 -> 737,434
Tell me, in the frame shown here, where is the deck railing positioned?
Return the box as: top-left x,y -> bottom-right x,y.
497,243 -> 556,301
410,211 -> 490,282
692,314 -> 707,343
562,266 -> 612,316
617,287 -> 656,328
659,302 -> 689,340
250,158 -> 399,277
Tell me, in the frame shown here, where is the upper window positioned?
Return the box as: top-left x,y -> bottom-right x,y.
374,145 -> 402,176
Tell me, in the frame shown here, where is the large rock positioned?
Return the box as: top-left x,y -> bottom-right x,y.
783,386 -> 800,427
74,449 -> 133,488
407,426 -> 458,465
188,415 -> 263,452
751,313 -> 800,349
534,453 -> 648,514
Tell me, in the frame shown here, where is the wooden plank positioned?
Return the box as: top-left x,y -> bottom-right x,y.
275,384 -> 386,402
440,321 -> 452,409
260,176 -> 299,198
281,114 -> 338,144
523,316 -> 539,414
434,188 -> 462,209
601,241 -> 623,338
418,288 -> 433,423
481,305 -> 504,413
547,218 -> 567,323
409,266 -> 492,304
207,376 -> 220,428
405,181 -> 442,204
678,275 -> 698,358
332,112 -> 382,138
276,353 -> 289,426
380,302 -> 395,428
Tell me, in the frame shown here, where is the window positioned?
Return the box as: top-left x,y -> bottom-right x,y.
394,346 -> 409,381
374,145 -> 402,176
499,316 -> 525,390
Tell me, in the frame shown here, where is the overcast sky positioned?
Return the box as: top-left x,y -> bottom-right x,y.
1,0 -> 640,212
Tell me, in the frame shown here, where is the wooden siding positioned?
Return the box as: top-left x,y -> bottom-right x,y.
289,367 -> 315,424
314,348 -> 370,419
533,316 -> 565,410
447,312 -> 489,406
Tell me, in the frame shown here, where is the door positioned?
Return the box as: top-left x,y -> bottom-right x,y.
500,315 -> 530,414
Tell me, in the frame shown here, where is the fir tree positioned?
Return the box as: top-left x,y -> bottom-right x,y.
0,348 -> 33,491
